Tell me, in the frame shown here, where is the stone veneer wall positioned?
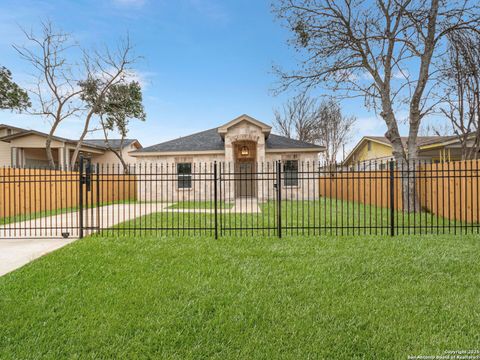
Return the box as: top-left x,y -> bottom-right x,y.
135,152 -> 319,203
265,152 -> 319,201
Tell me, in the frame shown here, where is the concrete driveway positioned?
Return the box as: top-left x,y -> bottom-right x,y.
0,203 -> 165,276
0,238 -> 77,276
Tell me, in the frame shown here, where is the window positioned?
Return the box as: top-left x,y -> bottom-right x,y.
177,163 -> 192,189
367,141 -> 372,151
283,160 -> 299,187
7,129 -> 12,135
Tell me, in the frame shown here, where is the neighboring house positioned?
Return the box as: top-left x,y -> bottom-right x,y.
83,139 -> 141,166
131,114 -> 325,201
343,135 -> 470,170
0,124 -> 141,168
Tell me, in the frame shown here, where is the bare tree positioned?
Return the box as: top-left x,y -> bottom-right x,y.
439,30 -> 480,159
316,99 -> 355,165
418,122 -> 451,136
273,0 -> 480,210
14,21 -> 83,168
71,38 -> 138,168
273,93 -> 355,164
273,92 -> 319,143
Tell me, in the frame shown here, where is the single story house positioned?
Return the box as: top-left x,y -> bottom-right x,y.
343,135 -> 473,170
131,114 -> 325,201
0,124 -> 141,169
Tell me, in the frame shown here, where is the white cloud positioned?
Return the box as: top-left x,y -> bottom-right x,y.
355,116 -> 386,134
393,69 -> 410,80
124,70 -> 155,89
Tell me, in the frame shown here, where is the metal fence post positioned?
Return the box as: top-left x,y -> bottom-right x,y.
389,159 -> 395,237
214,161 -> 218,239
96,163 -> 100,231
276,161 -> 282,238
79,155 -> 84,239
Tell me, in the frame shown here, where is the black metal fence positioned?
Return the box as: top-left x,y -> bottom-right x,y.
1,158 -> 480,238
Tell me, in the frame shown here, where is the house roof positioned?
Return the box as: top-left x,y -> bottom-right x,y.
344,135 -> 460,164
83,139 -> 141,150
265,134 -> 324,149
135,128 -> 225,153
0,130 -> 107,150
0,123 -> 29,133
365,135 -> 459,148
0,125 -> 139,151
134,128 -> 324,155
2,130 -> 70,143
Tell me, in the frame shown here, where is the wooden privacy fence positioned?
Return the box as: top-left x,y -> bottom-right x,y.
319,160 -> 480,223
0,168 -> 137,219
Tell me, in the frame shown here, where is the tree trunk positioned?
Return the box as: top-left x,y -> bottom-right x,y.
110,149 -> 129,174
46,121 -> 61,169
70,111 -> 94,169
381,102 -> 420,213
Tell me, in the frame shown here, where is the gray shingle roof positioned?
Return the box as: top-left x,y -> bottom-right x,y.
135,128 -> 323,153
266,134 -> 323,149
83,139 -> 139,150
137,128 -> 224,153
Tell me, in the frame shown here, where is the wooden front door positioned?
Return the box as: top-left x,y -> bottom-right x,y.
235,161 -> 256,198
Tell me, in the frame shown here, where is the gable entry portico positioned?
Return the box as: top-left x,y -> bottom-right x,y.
219,115 -> 269,198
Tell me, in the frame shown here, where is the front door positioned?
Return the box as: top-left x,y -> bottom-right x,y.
235,162 -> 256,197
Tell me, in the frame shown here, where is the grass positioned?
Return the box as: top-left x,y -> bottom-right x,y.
2,196 -> 472,236
0,234 -> 479,359
104,197 -> 466,237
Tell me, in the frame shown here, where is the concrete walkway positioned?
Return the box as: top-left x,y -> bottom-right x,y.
161,198 -> 261,214
0,203 -> 169,239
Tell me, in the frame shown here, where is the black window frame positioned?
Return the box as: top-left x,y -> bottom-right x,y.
283,160 -> 299,187
177,162 -> 192,189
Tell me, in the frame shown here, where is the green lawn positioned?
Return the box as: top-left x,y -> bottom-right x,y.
2,197 -> 472,237
103,198 -> 467,237
1,234 -> 479,359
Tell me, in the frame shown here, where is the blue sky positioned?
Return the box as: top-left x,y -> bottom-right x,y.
0,0 -> 391,155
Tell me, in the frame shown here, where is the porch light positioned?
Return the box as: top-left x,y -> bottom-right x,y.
241,146 -> 249,156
